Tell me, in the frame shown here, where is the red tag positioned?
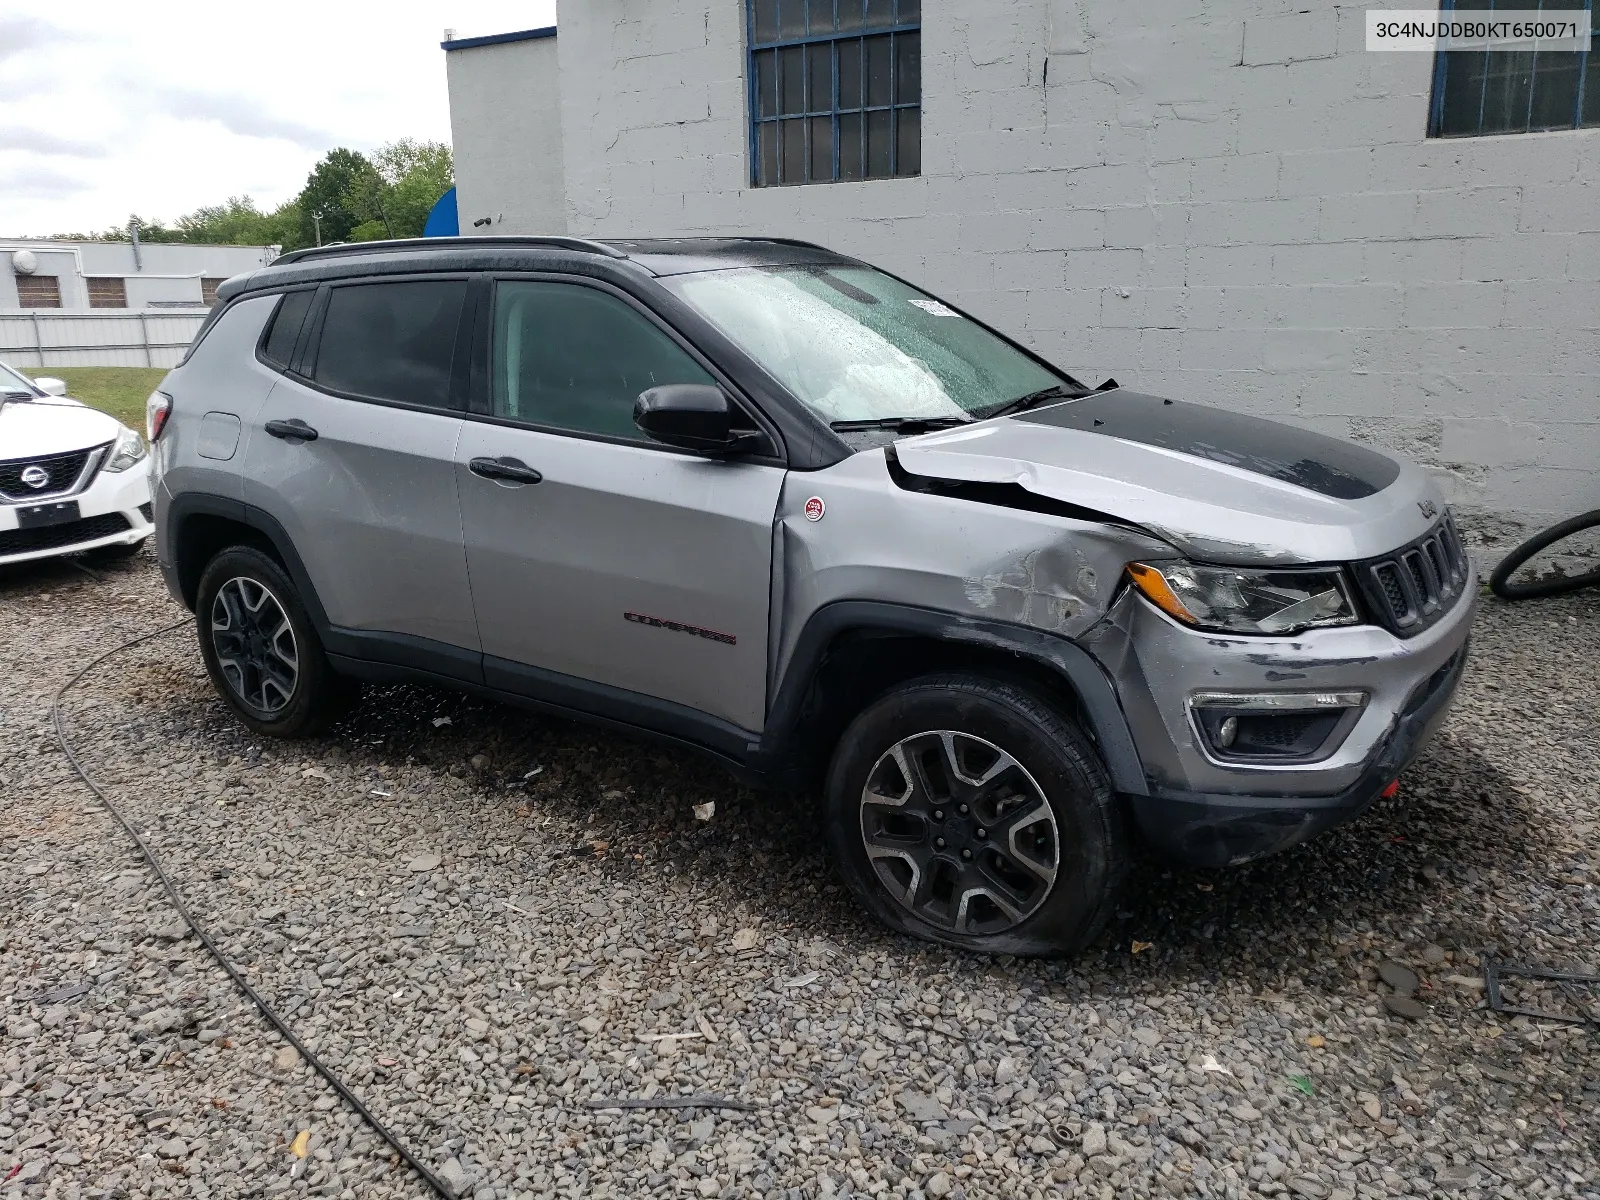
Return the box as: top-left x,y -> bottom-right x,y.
804,496 -> 825,522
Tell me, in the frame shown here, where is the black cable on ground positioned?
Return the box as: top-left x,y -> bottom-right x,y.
1489,508 -> 1600,601
52,617 -> 454,1199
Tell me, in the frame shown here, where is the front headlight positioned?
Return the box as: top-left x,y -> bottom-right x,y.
103,426 -> 148,472
1126,560 -> 1360,635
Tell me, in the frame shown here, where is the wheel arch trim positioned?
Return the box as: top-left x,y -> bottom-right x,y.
766,600 -> 1148,796
164,492 -> 332,632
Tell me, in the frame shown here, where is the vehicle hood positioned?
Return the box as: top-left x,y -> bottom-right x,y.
893,391 -> 1442,565
0,396 -> 122,460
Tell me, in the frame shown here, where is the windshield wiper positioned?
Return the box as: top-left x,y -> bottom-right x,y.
830,415 -> 974,434
982,383 -> 1091,420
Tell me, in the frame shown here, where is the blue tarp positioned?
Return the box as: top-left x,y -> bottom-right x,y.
422,187 -> 459,237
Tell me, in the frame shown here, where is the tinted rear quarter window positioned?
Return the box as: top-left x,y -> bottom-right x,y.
260,290 -> 314,369
312,280 -> 467,408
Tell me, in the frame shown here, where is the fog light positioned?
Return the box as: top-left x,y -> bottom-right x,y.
1189,690 -> 1368,764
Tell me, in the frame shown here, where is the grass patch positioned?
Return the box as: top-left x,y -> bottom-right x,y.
28,366 -> 168,431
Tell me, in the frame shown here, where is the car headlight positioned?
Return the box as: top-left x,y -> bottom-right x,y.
104,426 -> 148,472
1126,560 -> 1360,635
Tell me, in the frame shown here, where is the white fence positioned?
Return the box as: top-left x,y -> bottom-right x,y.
0,309 -> 208,369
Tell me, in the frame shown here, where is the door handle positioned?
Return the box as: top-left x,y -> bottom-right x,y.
264,418 -> 318,442
469,456 -> 543,485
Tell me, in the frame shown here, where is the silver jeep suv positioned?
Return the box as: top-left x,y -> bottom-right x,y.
150,237 -> 1473,956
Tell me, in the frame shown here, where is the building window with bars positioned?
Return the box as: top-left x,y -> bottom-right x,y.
201,277 -> 227,305
86,277 -> 128,309
15,276 -> 62,308
1430,0 -> 1598,136
748,0 -> 920,187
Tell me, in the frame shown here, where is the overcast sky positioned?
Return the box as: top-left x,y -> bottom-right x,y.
0,0 -> 557,237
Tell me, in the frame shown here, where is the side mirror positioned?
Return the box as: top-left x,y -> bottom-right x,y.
634,384 -> 761,454
33,376 -> 67,397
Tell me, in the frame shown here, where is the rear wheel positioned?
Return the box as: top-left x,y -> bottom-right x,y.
825,673 -> 1126,957
195,546 -> 352,737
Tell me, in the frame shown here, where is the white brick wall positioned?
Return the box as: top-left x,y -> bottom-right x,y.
477,1 -> 1600,532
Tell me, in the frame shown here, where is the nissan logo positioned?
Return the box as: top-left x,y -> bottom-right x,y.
19,465 -> 50,489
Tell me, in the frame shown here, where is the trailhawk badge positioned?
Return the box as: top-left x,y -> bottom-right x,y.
804,496 -> 825,522
1418,499 -> 1438,520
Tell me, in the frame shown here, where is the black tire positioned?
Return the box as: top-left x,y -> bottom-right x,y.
86,537 -> 146,562
195,546 -> 352,738
825,673 -> 1126,957
1488,509 -> 1600,600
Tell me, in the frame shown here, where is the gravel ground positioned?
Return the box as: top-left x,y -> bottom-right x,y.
2,551 -> 1597,1200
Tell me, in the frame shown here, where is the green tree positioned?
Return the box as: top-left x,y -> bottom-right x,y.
171,196 -> 301,246
47,201 -> 301,248
39,140 -> 451,250
344,139 -> 454,241
95,215 -> 180,242
297,148 -> 372,247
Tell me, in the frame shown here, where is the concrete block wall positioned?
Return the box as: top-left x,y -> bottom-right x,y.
446,35 -> 568,236
551,0 -> 1599,534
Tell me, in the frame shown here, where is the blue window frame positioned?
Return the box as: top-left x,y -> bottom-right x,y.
747,0 -> 921,186
1429,0 -> 1598,135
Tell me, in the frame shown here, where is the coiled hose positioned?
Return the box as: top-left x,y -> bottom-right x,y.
1488,509 -> 1600,601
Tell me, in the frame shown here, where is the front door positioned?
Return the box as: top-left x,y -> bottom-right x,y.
241,277 -> 480,671
456,279 -> 784,735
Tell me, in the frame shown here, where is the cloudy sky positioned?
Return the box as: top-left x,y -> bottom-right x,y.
0,0 -> 557,237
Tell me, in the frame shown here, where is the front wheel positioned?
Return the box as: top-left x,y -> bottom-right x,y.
824,673 -> 1126,957
195,546 -> 351,737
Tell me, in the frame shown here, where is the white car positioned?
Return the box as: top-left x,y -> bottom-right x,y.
0,360 -> 154,566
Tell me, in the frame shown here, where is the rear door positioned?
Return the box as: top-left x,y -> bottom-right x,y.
240,276 -> 480,676
455,276 -> 785,735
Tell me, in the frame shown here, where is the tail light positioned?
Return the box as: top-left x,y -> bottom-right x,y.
146,391 -> 172,442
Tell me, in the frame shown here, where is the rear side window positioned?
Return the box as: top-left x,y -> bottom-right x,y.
491,281 -> 714,439
311,280 -> 467,408
260,290 -> 313,370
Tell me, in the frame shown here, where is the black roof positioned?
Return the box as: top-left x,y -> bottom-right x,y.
223,236 -> 857,301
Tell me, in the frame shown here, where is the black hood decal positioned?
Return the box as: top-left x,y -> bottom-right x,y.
1014,391 -> 1400,500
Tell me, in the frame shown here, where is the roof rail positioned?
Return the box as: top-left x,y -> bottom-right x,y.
272,236 -> 629,267
749,236 -> 836,253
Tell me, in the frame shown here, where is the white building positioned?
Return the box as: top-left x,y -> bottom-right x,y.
1,239 -> 277,368
444,4 -> 1600,534
1,239 -> 276,312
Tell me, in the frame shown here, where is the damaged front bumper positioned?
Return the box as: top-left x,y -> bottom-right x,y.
1083,572 -> 1476,867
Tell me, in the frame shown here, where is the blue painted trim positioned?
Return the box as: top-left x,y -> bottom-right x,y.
747,0 -> 760,186
441,26 -> 555,51
1426,0 -> 1455,136
749,26 -> 906,49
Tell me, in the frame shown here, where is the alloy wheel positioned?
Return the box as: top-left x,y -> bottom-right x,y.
859,730 -> 1060,936
210,576 -> 299,714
